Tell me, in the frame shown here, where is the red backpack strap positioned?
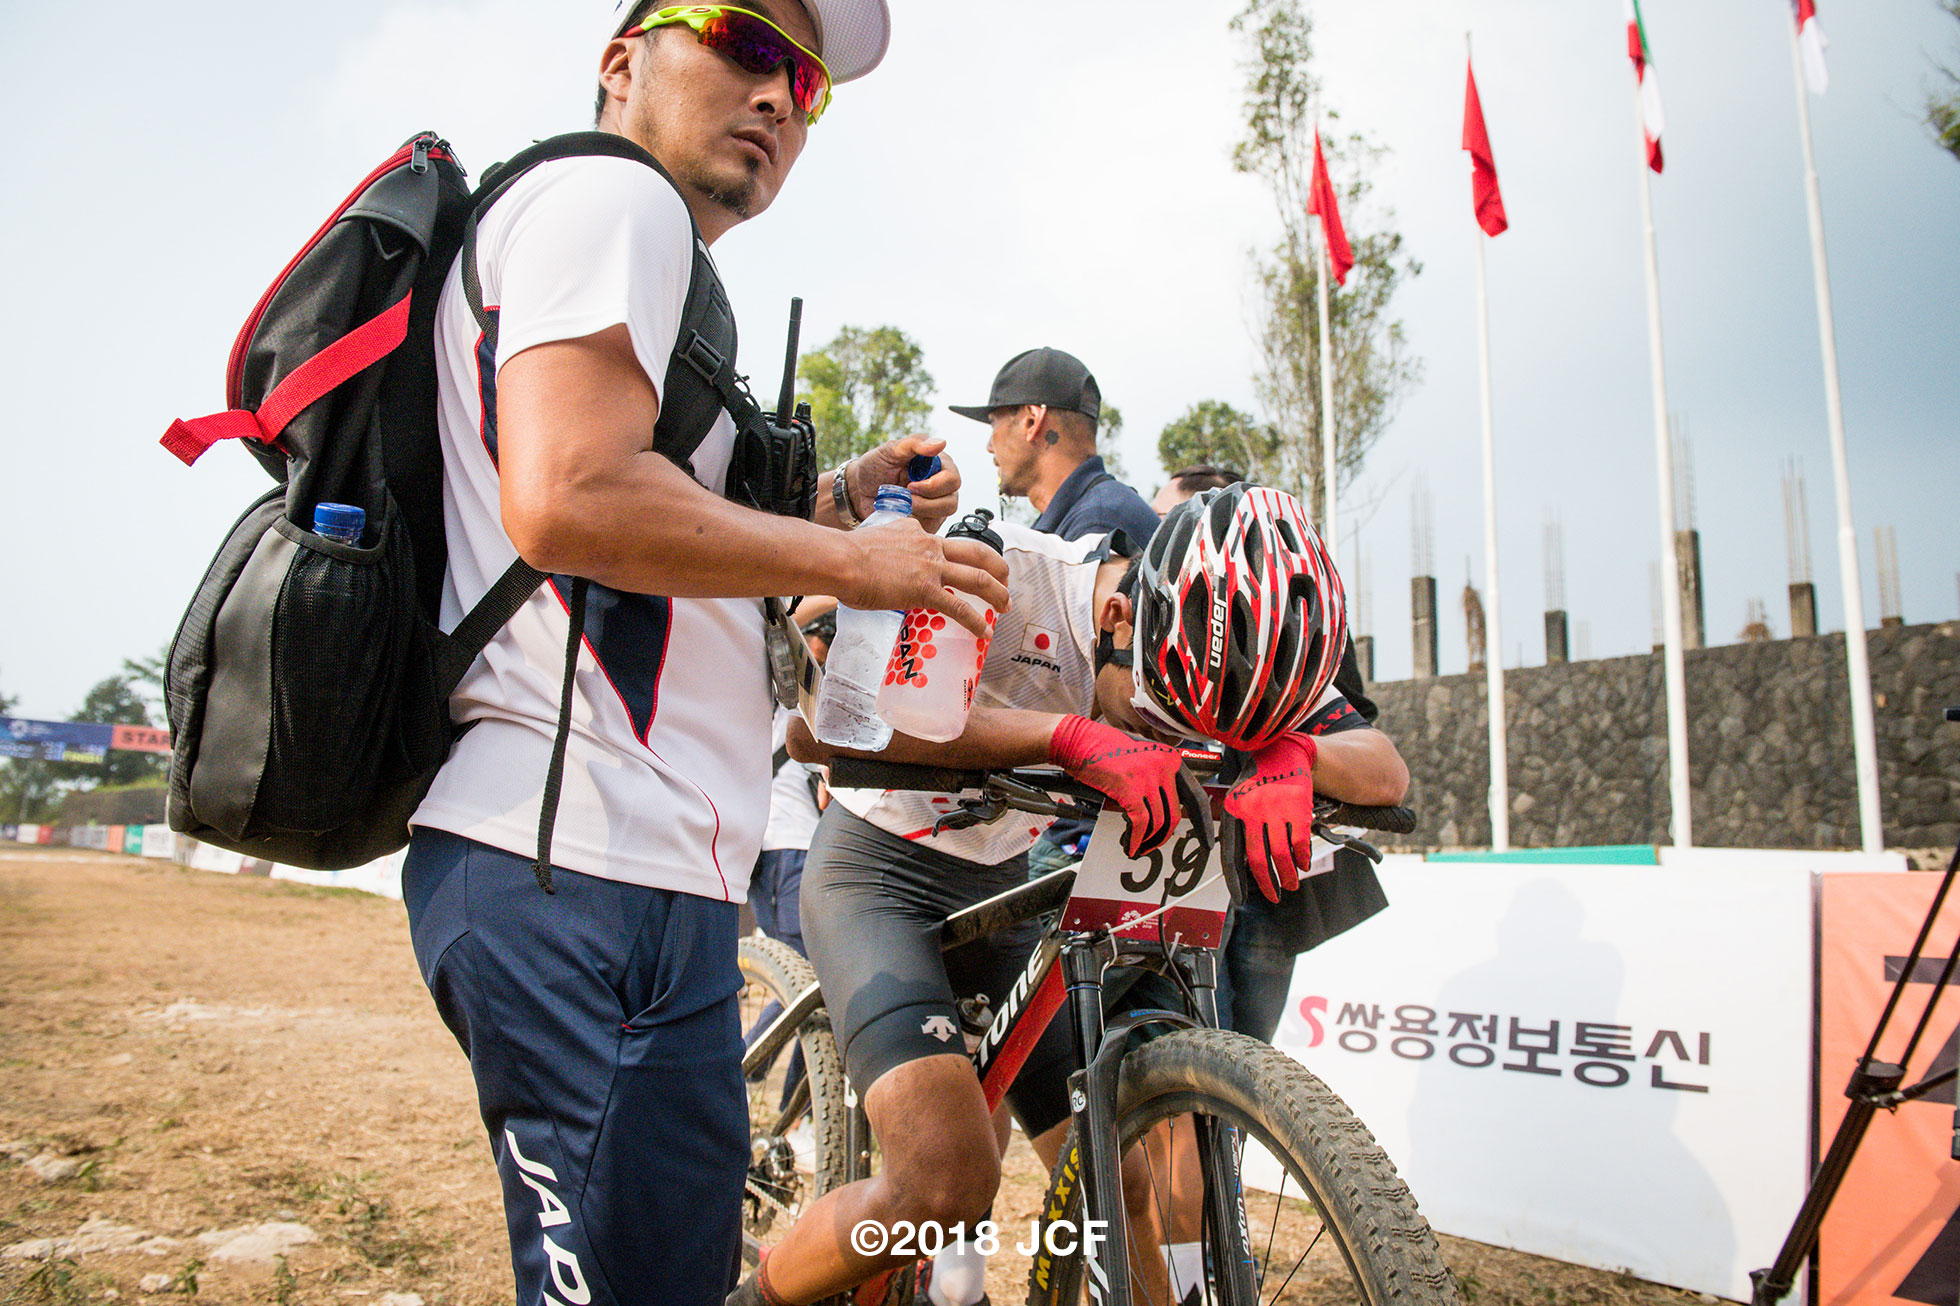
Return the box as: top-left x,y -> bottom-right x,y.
161,294 -> 414,467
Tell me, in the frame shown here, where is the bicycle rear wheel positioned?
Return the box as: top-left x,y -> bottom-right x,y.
738,935 -> 852,1265
1025,1028 -> 1459,1306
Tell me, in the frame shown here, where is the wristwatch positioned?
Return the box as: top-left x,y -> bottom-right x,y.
831,459 -> 863,529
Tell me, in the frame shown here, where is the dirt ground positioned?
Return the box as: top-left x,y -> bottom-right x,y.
0,851 -> 1716,1306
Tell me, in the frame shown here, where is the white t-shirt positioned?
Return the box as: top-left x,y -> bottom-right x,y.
833,522 -> 1103,863
763,707 -> 823,853
412,156 -> 771,901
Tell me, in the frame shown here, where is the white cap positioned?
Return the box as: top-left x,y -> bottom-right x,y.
601,1 -> 891,84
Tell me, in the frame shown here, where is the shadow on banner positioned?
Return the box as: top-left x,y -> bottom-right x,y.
1819,871 -> 1960,1306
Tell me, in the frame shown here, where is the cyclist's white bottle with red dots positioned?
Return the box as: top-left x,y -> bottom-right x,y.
812,486 -> 914,750
875,511 -> 1004,743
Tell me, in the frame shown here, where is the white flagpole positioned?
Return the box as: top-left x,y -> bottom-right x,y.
1314,106 -> 1339,550
1787,13 -> 1883,852
1634,90 -> 1694,849
1471,38 -> 1510,853
1475,223 -> 1511,850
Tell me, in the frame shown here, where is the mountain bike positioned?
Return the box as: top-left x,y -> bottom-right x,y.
737,755 -> 1461,1306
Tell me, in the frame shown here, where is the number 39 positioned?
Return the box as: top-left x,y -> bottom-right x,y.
1119,831 -> 1208,897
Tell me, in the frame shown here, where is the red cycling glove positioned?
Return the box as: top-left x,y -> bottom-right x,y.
1221,733 -> 1319,903
1048,715 -> 1185,859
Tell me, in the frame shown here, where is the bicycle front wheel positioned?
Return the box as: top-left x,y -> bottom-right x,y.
738,935 -> 852,1265
1026,1028 -> 1459,1306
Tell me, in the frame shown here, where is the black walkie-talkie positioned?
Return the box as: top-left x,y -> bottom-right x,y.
732,297 -> 819,520
776,296 -> 803,421
767,297 -> 818,518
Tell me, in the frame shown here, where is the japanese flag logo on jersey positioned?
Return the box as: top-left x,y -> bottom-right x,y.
1022,625 -> 1061,656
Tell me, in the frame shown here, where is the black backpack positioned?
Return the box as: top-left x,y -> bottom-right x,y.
160,131 -> 808,881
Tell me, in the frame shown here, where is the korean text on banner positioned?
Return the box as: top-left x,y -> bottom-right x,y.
1275,862 -> 1812,1300
1817,872 -> 1960,1306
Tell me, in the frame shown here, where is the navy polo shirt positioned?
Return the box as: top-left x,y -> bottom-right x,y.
1031,456 -> 1162,548
1032,455 -> 1159,859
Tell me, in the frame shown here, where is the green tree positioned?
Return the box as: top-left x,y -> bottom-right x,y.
1230,0 -> 1421,510
122,643 -> 168,722
1098,402 -> 1129,482
0,674 -> 60,824
49,676 -> 166,789
796,325 -> 936,468
1932,2 -> 1960,162
1157,400 -> 1278,478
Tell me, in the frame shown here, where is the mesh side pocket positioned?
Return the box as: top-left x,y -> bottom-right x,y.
255,514 -> 420,835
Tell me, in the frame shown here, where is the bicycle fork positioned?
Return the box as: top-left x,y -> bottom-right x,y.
1064,942 -> 1258,1306
1184,951 -> 1259,1304
1064,938 -> 1130,1306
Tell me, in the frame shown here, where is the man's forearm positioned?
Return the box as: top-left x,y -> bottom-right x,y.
508,446 -> 860,598
1308,729 -> 1410,808
790,707 -> 1063,772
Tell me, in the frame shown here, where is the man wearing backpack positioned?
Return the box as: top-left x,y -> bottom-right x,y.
401,5 -> 1007,1305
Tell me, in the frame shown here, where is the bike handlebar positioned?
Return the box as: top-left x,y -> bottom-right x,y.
825,757 -> 1418,835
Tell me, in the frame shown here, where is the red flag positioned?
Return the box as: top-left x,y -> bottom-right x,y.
1626,0 -> 1665,172
1795,0 -> 1829,93
1462,60 -> 1509,237
1306,128 -> 1354,286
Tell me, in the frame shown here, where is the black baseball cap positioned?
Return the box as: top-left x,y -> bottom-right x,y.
949,347 -> 1101,424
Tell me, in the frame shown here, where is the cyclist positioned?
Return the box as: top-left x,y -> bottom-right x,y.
729,484 -> 1409,1306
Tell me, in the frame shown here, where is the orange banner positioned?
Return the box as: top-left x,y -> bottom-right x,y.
110,725 -> 171,754
1818,870 -> 1960,1306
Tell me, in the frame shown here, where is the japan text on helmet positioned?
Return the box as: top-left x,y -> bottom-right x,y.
1130,483 -> 1347,751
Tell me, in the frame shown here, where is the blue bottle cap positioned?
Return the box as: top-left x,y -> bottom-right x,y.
314,502 -> 365,541
907,454 -> 943,482
872,485 -> 914,516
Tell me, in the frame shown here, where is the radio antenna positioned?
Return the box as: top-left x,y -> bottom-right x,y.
777,297 -> 803,417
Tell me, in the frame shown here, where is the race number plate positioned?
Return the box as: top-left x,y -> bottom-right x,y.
1061,807 -> 1231,948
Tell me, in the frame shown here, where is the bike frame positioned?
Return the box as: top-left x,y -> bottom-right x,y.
944,868 -> 1254,1306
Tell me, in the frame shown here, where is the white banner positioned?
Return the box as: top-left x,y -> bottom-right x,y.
14,824 -> 40,844
270,849 -> 406,901
139,826 -> 179,860
1271,862 -> 1813,1301
187,841 -> 245,874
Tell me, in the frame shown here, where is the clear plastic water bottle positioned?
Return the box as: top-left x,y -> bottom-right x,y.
876,510 -> 1004,743
313,503 -> 365,545
813,486 -> 915,750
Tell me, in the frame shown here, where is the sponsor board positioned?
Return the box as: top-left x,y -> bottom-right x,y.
1273,861 -> 1812,1300
0,717 -> 111,764
1815,872 -> 1960,1306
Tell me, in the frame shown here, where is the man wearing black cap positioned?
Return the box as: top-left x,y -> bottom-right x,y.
951,347 -> 1162,548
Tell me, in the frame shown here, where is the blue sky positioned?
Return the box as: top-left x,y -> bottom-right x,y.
0,0 -> 1953,715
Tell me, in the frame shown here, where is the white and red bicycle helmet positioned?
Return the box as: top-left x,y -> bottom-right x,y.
1130,483 -> 1347,751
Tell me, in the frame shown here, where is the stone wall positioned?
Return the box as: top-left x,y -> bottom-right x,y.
1366,620 -> 1960,852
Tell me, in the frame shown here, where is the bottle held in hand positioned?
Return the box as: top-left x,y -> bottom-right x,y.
875,510 -> 1003,743
813,486 -> 915,750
